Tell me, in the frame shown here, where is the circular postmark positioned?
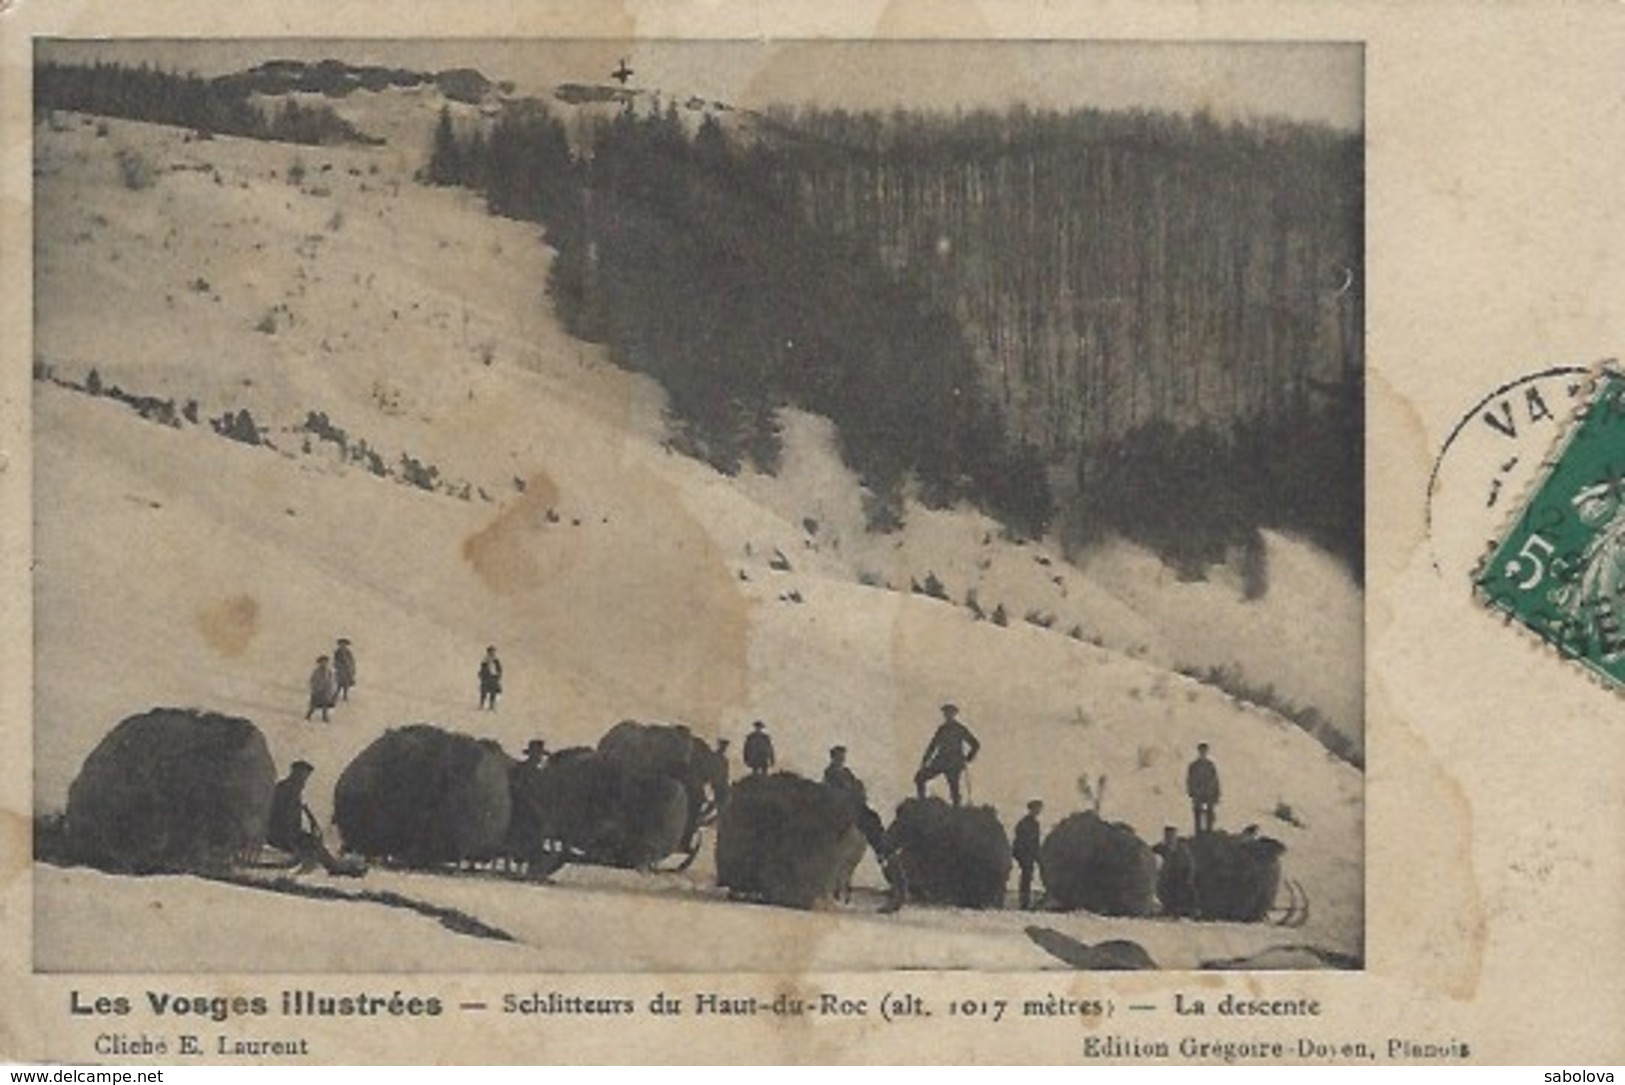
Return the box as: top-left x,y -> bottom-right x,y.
1473,368 -> 1625,688
1425,364 -> 1595,578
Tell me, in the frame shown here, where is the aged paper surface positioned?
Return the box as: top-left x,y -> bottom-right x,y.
1,0 -> 1622,1066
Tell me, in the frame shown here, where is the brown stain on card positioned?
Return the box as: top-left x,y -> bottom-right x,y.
462,464 -> 748,730
1368,680 -> 1485,998
1369,370 -> 1431,595
461,471 -> 560,595
195,593 -> 260,657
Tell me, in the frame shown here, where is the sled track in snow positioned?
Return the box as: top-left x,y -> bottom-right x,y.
200,872 -> 517,942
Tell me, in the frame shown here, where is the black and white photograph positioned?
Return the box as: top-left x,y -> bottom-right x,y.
26,37 -> 1366,976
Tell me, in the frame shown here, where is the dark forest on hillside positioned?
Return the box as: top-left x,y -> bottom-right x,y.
30,54 -> 1361,578
34,61 -> 380,146
427,97 -> 1362,578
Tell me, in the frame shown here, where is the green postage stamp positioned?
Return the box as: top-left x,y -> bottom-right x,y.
1477,365 -> 1625,685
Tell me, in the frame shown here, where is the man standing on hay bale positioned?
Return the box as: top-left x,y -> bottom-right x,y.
1186,742 -> 1221,835
743,720 -> 775,776
305,655 -> 337,722
269,761 -> 363,876
478,645 -> 503,711
1012,799 -> 1045,910
333,638 -> 357,702
914,703 -> 980,806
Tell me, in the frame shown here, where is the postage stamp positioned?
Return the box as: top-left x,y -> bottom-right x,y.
1476,366 -> 1625,685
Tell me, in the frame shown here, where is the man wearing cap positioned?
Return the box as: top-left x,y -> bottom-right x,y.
742,720 -> 776,776
478,646 -> 503,710
1012,799 -> 1045,910
305,655 -> 336,722
823,745 -> 892,896
332,638 -> 357,702
268,761 -> 353,875
914,703 -> 981,806
1186,742 -> 1221,835
823,746 -> 867,810
1153,825 -> 1199,917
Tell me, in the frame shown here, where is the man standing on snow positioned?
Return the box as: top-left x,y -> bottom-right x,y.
478,645 -> 503,711
825,746 -> 888,852
1186,742 -> 1221,835
332,638 -> 357,703
823,745 -> 899,906
913,703 -> 981,806
305,655 -> 336,722
1153,824 -> 1199,917
742,720 -> 775,776
1012,799 -> 1044,910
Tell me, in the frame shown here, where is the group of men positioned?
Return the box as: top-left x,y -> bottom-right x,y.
1012,743 -> 1225,911
303,642 -> 506,721
741,703 -> 984,801
304,638 -> 357,722
281,676 -> 1228,910
745,706 -> 1226,913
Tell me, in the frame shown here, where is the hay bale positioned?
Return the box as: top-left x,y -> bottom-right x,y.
598,720 -> 695,777
1038,811 -> 1157,917
715,773 -> 864,909
511,748 -> 688,869
1188,831 -> 1286,922
333,724 -> 511,866
598,719 -> 729,838
65,707 -> 276,872
884,797 -> 1011,909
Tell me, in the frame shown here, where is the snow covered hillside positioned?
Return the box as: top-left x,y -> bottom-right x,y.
31,86 -> 1362,971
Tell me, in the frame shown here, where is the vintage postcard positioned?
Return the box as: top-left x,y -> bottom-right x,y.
0,0 -> 1620,1067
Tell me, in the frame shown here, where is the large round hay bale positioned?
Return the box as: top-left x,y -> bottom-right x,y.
715,773 -> 863,909
598,719 -> 729,838
1038,811 -> 1157,917
598,719 -> 696,777
333,724 -> 511,866
65,707 -> 276,872
1188,831 -> 1286,922
884,797 -> 1011,909
619,774 -> 688,868
510,748 -> 689,869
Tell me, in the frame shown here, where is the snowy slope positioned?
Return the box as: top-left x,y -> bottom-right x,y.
31,96 -> 1362,971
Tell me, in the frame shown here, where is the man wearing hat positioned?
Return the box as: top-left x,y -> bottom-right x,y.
1186,742 -> 1221,835
268,761 -> 356,875
742,720 -> 776,776
823,745 -> 866,810
333,638 -> 357,703
503,739 -> 550,871
914,703 -> 981,806
1012,799 -> 1045,910
305,655 -> 336,722
519,738 -> 548,768
823,745 -> 890,886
